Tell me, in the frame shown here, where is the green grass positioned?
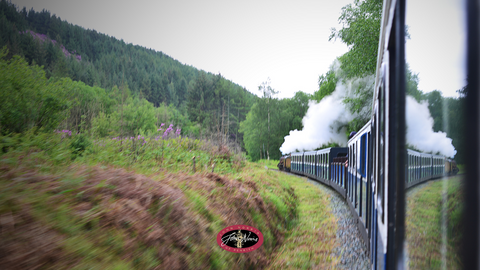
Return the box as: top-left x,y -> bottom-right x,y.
257,159 -> 280,170
266,171 -> 339,269
78,136 -> 246,175
0,131 -> 345,269
456,164 -> 465,174
406,176 -> 463,269
0,174 -> 150,269
0,132 -> 299,269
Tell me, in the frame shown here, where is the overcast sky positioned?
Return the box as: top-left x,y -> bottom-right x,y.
11,0 -> 466,99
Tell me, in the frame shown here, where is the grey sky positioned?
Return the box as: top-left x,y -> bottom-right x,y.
405,0 -> 466,97
11,0 -> 466,98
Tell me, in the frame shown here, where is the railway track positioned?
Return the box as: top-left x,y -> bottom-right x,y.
269,166 -> 462,268
269,166 -> 371,269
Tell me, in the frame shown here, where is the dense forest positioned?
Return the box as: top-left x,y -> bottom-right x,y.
0,0 -> 258,147
0,0 -> 466,163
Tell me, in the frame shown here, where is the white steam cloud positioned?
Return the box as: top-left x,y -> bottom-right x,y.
280,70 -> 456,158
406,96 -> 456,158
279,73 -> 374,154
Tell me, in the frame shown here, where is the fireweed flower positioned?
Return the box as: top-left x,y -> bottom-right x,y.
55,129 -> 72,138
163,128 -> 173,139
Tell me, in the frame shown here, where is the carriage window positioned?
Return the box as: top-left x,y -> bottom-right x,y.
379,77 -> 385,223
353,143 -> 356,170
360,133 -> 367,177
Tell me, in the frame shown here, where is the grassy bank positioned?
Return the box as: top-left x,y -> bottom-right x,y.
257,159 -> 280,170
0,132 -> 298,269
266,171 -> 338,269
1,131 -> 342,269
405,176 -> 463,269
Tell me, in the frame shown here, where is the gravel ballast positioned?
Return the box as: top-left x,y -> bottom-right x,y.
307,179 -> 371,269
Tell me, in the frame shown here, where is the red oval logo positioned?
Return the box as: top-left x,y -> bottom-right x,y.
216,225 -> 264,253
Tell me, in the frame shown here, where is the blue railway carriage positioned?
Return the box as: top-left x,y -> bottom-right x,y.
419,152 -> 432,180
304,151 -> 316,179
322,147 -> 348,194
407,149 -> 421,187
290,152 -> 304,174
347,120 -> 372,250
407,149 -> 447,188
432,154 -> 445,177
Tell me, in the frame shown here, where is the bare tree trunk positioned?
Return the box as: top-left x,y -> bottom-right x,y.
216,107 -> 220,146
236,108 -> 239,145
221,102 -> 225,146
267,97 -> 270,160
227,97 -> 230,142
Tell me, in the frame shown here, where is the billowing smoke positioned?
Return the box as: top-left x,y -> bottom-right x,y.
279,72 -> 374,154
280,70 -> 457,158
406,96 -> 456,158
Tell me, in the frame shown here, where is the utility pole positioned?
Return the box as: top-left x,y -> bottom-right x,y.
258,78 -> 277,160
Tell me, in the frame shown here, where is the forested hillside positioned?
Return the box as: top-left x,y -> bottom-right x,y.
0,0 -> 255,144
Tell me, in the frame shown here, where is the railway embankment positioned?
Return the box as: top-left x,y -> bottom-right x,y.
405,175 -> 463,269
0,133 -> 299,269
267,169 -> 371,269
307,179 -> 371,269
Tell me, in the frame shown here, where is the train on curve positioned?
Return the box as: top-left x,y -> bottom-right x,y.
277,0 -> 460,268
277,137 -> 458,268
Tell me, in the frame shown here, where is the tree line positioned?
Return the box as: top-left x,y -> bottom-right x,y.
0,0 -> 256,149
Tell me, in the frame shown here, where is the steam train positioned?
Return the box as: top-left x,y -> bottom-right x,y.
276,0 -> 466,268
277,137 -> 458,267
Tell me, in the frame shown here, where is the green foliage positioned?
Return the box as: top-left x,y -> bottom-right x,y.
342,76 -> 375,122
267,173 -> 338,268
406,65 -> 423,101
424,91 -> 444,132
0,1 -> 256,145
314,142 -> 341,151
257,159 -> 280,170
186,72 -> 254,141
406,176 -> 463,269
240,90 -> 309,161
91,111 -> 118,137
0,47 -> 69,134
121,97 -> 156,136
433,95 -> 465,163
63,79 -> 116,132
330,0 -> 383,79
312,69 -> 338,102
70,133 -> 91,159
